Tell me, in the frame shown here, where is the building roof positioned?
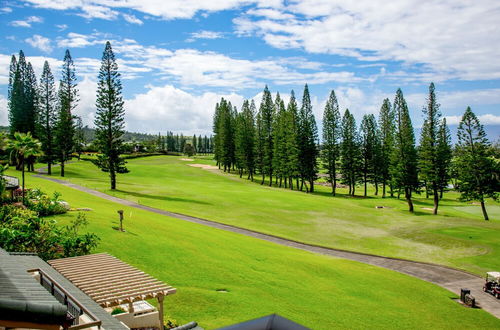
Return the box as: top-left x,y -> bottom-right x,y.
218,314 -> 310,330
49,253 -> 176,308
0,248 -> 67,325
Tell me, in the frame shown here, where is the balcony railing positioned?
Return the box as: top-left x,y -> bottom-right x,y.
28,269 -> 102,330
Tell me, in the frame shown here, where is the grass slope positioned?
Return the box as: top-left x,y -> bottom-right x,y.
9,170 -> 500,329
38,156 -> 500,275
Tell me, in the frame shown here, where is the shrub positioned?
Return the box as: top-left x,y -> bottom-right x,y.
24,189 -> 68,216
0,205 -> 99,260
111,306 -> 126,315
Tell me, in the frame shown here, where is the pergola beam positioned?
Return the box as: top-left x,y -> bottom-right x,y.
48,253 -> 176,327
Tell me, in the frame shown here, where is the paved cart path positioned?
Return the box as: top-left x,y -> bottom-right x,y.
35,174 -> 500,318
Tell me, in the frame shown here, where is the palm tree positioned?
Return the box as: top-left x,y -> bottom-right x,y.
8,132 -> 43,204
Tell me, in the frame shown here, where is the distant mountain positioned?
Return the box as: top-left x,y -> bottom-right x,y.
0,125 -> 158,142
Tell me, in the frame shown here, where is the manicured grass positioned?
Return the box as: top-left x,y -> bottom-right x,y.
11,171 -> 500,329
32,156 -> 500,275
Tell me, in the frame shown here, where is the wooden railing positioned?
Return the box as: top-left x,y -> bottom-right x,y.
28,269 -> 102,330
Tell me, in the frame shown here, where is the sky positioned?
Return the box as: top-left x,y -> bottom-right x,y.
0,0 -> 499,138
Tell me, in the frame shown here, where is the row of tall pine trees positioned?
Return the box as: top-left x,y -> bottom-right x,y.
7,42 -> 127,189
213,84 -> 498,219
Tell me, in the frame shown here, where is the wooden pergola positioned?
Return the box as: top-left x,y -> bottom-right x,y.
48,253 -> 176,326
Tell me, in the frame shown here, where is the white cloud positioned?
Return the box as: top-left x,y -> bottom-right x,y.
56,24 -> 68,31
78,5 -> 118,20
0,95 -> 8,126
10,15 -> 43,27
1,7 -> 12,13
186,30 -> 225,42
122,13 -> 143,25
233,0 -> 500,81
57,32 -> 103,48
25,34 -> 53,53
24,0 -> 278,20
125,84 -> 244,134
53,35 -> 362,88
10,20 -> 31,27
445,114 -> 500,126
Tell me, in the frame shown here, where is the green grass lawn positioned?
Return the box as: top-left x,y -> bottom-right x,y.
29,155 -> 500,275
10,170 -> 500,329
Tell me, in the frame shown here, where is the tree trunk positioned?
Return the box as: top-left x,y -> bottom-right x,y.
333,176 -> 337,196
330,174 -> 335,195
279,177 -> 282,188
269,173 -> 272,186
382,182 -> 386,198
239,169 -> 243,178
425,181 -> 429,199
406,188 -> 414,212
374,181 -> 378,196
390,183 -> 394,197
60,160 -> 65,177
261,173 -> 265,185
309,178 -> 314,193
480,200 -> 489,220
110,168 -> 116,190
352,182 -> 356,196
433,188 -> 439,215
439,188 -> 444,199
47,162 -> 52,175
364,173 -> 367,197
21,159 -> 25,205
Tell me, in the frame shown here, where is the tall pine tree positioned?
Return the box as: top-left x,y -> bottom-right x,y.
391,89 -> 419,212
378,98 -> 394,197
36,61 -> 57,174
55,49 -> 78,177
360,114 -> 380,197
297,84 -> 318,192
341,109 -> 362,195
419,83 -> 444,214
455,107 -> 499,220
93,41 -> 128,189
258,86 -> 274,185
321,90 -> 341,195
284,91 -> 300,190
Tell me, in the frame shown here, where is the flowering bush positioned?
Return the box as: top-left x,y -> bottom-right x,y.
24,189 -> 68,216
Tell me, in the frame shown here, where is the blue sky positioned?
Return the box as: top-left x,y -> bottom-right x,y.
0,0 -> 499,137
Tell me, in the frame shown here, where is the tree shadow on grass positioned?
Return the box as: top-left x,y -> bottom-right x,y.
114,189 -> 212,205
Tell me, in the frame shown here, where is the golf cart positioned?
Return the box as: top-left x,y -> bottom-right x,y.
483,271 -> 500,298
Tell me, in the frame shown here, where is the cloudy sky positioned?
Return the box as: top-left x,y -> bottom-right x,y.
0,0 -> 499,136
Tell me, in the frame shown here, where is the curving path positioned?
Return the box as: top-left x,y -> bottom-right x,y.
34,174 -> 500,318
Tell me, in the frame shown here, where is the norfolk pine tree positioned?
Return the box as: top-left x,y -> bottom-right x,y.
360,114 -> 380,197
272,93 -> 287,187
455,107 -> 499,220
391,89 -> 419,212
259,86 -> 275,185
36,61 -> 57,174
322,90 -> 341,195
55,49 -> 78,177
419,83 -> 446,214
93,41 -> 128,190
284,91 -> 300,189
341,109 -> 362,196
298,84 -> 318,192
378,98 -> 395,197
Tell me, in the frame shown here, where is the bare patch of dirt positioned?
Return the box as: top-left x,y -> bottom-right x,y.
180,158 -> 194,161
188,164 -> 218,170
421,207 -> 434,211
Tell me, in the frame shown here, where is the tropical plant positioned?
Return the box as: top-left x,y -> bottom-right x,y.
7,132 -> 43,204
